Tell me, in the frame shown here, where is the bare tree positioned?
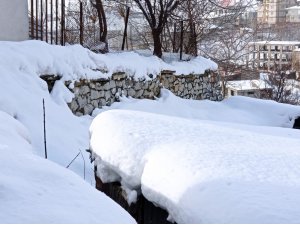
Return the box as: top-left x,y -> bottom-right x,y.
263,65 -> 300,105
90,0 -> 108,53
132,0 -> 180,58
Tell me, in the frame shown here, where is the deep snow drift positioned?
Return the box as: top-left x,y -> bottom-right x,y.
0,110 -> 135,223
90,90 -> 300,223
0,40 -> 217,183
0,40 -> 217,223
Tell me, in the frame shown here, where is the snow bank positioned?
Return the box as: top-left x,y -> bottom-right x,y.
0,40 -> 217,183
0,110 -> 135,223
94,89 -> 300,128
0,56 -> 94,182
90,91 -> 300,223
0,40 -> 217,82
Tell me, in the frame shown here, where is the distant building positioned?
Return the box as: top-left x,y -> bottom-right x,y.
248,41 -> 300,71
226,79 -> 272,99
257,0 -> 297,24
286,6 -> 300,23
0,0 -> 28,41
292,49 -> 300,79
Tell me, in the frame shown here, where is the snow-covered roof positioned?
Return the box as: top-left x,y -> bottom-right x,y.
286,6 -> 300,10
227,79 -> 271,90
90,90 -> 300,223
249,41 -> 300,46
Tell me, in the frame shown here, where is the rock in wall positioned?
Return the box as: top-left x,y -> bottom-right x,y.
43,70 -> 223,116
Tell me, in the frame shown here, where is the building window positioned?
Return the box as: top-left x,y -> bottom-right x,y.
231,90 -> 235,96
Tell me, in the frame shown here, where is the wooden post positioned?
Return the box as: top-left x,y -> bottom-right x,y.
79,1 -> 83,45
180,20 -> 184,61
122,7 -> 130,51
43,99 -> 48,159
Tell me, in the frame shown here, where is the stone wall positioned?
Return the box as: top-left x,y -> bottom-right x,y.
62,70 -> 222,116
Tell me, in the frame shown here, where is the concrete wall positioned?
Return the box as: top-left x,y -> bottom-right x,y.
0,0 -> 28,41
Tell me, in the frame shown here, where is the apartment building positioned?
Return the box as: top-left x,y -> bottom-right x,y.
257,0 -> 297,24
248,41 -> 300,71
286,6 -> 300,23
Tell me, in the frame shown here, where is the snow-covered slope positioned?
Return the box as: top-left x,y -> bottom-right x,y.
0,111 -> 135,223
90,90 -> 300,224
0,41 -> 217,184
94,89 -> 300,128
0,40 -> 216,223
0,40 -> 217,82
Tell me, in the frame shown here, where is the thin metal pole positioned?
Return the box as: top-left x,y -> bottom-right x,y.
180,20 -> 184,60
46,0 -> 48,42
55,0 -> 58,44
61,0 -> 65,45
80,1 -> 83,45
79,150 -> 86,180
51,0 -> 53,44
122,7 -> 130,51
173,23 -> 176,53
193,23 -> 197,56
40,0 -> 43,41
43,99 -> 48,159
36,0 -> 38,39
31,0 -> 34,39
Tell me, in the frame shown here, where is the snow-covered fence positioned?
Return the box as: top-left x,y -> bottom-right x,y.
61,70 -> 223,116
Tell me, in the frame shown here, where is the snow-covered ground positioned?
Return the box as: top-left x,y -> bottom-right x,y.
0,41 -> 140,223
1,39 -> 300,223
0,110 -> 135,223
0,40 -> 217,223
0,40 -> 217,183
90,90 -> 300,223
0,40 -> 217,82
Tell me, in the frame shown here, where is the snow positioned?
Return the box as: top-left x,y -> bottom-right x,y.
0,40 -> 217,82
90,90 -> 300,223
250,41 -> 300,46
227,79 -> 271,90
0,40 -> 216,183
0,111 -> 135,223
0,40 -> 138,222
0,40 -> 214,223
1,38 -> 300,223
93,89 -> 299,128
286,6 -> 300,10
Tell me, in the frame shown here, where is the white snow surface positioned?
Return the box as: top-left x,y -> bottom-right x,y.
0,40 -> 137,223
0,40 -> 215,183
0,111 -> 135,223
0,40 -> 217,82
90,90 -> 300,224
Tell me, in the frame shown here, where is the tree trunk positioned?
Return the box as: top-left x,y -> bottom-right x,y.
94,0 -> 108,53
152,29 -> 163,58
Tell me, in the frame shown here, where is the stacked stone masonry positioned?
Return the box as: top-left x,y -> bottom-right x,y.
59,71 -> 223,116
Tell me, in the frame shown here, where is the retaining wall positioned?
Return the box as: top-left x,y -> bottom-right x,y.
63,70 -> 223,116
